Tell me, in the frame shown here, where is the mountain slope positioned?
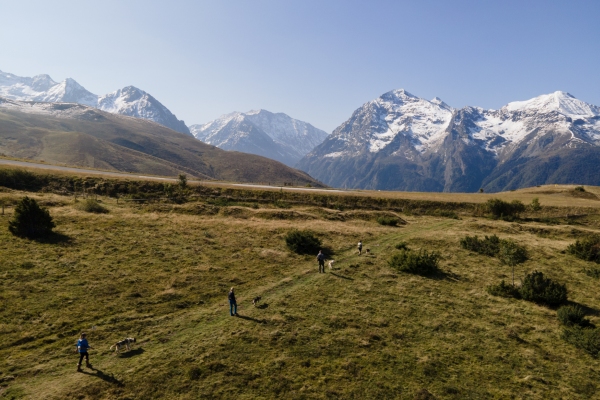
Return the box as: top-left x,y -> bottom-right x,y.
0,97 -> 321,186
298,90 -> 600,192
0,69 -> 191,135
190,110 -> 328,167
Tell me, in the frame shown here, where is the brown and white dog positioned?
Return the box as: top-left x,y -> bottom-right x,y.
110,337 -> 136,353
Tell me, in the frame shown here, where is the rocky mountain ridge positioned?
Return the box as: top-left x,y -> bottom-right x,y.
0,69 -> 191,135
298,90 -> 600,192
190,109 -> 328,167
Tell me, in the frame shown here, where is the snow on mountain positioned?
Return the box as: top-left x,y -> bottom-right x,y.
190,110 -> 329,167
0,69 -> 190,135
97,86 -> 190,135
298,89 -> 600,192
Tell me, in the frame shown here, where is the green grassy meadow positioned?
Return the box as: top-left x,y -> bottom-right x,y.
1,180 -> 600,399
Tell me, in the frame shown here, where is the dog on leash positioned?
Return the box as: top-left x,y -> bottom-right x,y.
110,337 -> 136,353
328,260 -> 335,269
252,296 -> 262,307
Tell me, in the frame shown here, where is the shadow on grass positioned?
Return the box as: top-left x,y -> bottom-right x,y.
31,231 -> 72,245
79,367 -> 124,386
236,315 -> 267,324
408,269 -> 462,282
330,272 -> 354,281
256,303 -> 269,309
566,300 -> 600,320
117,348 -> 145,358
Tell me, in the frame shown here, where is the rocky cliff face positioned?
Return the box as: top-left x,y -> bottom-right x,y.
298,90 -> 600,192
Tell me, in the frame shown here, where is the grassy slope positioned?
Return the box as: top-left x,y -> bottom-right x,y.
0,108 -> 319,186
1,188 -> 600,399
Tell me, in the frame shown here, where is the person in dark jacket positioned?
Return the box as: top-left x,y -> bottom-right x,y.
228,287 -> 238,316
317,250 -> 326,273
76,332 -> 93,371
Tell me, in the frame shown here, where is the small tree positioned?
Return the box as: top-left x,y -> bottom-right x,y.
530,197 -> 541,211
178,174 -> 188,189
8,197 -> 55,238
498,240 -> 528,286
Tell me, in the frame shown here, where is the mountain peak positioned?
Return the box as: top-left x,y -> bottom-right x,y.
505,91 -> 598,117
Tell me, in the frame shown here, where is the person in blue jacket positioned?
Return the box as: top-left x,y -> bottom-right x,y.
76,332 -> 93,371
228,287 -> 238,316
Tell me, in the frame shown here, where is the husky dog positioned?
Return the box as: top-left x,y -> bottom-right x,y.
328,260 -> 335,269
252,296 -> 262,307
110,337 -> 136,353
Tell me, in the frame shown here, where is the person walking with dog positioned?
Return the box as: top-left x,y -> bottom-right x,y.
76,332 -> 93,372
317,250 -> 326,273
228,287 -> 238,316
358,240 -> 363,255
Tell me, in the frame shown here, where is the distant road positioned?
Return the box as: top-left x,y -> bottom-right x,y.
0,158 -> 346,193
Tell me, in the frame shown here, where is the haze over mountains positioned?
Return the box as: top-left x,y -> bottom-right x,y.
298,90 -> 600,192
190,110 -> 329,167
0,70 -> 191,135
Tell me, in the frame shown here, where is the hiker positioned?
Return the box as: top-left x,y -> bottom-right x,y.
358,240 -> 363,255
76,332 -> 93,371
228,287 -> 238,316
317,250 -> 326,273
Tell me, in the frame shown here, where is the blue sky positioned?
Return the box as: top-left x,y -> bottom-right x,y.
1,0 -> 599,132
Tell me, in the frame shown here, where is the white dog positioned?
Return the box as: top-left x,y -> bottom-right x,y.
328,260 -> 335,269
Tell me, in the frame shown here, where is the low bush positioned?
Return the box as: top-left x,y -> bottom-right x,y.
557,305 -> 590,327
485,198 -> 526,220
8,197 -> 55,238
530,197 -> 541,211
574,186 -> 586,192
562,327 -> 600,357
583,267 -> 600,279
376,216 -> 399,226
285,229 -> 322,255
486,280 -> 520,299
388,249 -> 440,275
567,237 -> 600,263
76,199 -> 109,214
520,271 -> 567,306
395,242 -> 409,250
460,234 -> 501,257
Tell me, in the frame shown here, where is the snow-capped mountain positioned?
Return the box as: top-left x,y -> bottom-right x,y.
0,69 -> 190,135
297,90 -> 600,192
190,109 -> 329,167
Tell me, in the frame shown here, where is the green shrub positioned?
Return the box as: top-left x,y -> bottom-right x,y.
76,199 -> 109,214
460,234 -> 501,257
395,242 -> 409,250
530,197 -> 541,211
285,229 -> 322,255
584,267 -> 600,279
520,271 -> 567,306
557,305 -> 590,327
8,197 -> 55,238
567,237 -> 600,263
485,198 -> 526,220
486,280 -> 520,298
376,216 -> 399,226
498,240 -> 528,266
562,327 -> 600,357
574,186 -> 586,192
388,249 -> 440,275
